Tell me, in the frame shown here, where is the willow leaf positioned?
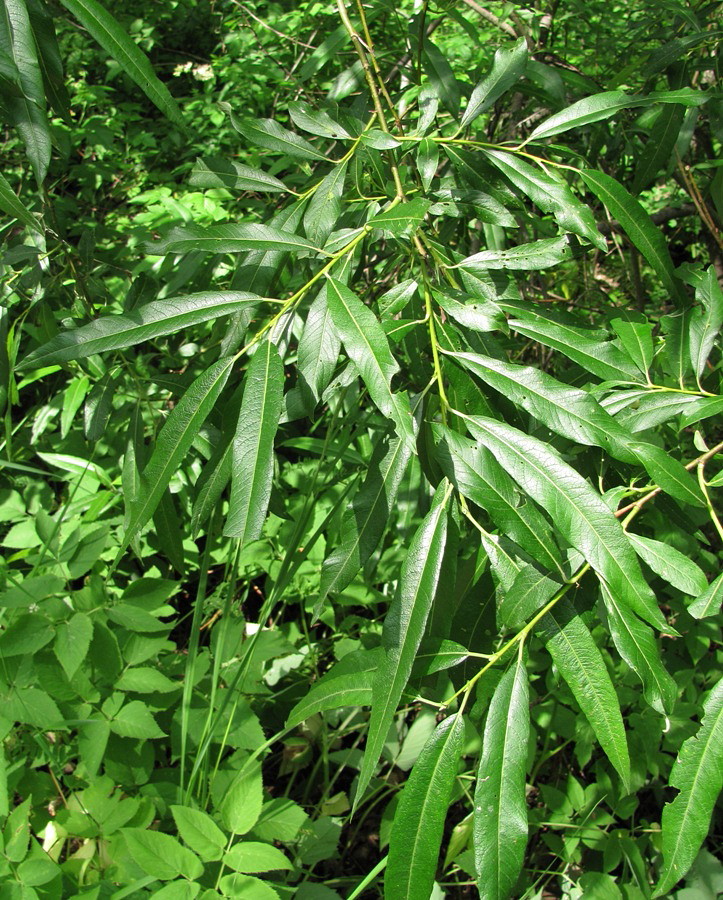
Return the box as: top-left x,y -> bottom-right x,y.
688,572 -> 723,619
317,432 -> 412,614
368,199 -> 431,235
147,223 -> 321,256
689,266 -> 723,380
189,157 -> 288,193
632,104 -> 685,193
459,235 -> 574,272
355,485 -> 450,808
461,38 -> 527,127
601,584 -> 677,714
286,651 -> 380,729
227,112 -> 327,160
386,714 -> 465,900
627,533 -> 707,596
0,171 -> 40,232
20,292 -> 262,369
118,357 -> 234,561
224,340 -> 284,543
497,565 -> 562,631
474,653 -> 530,900
58,0 -> 184,127
655,676 -> 723,896
467,417 -> 668,632
326,277 -> 416,450
296,286 -> 341,409
528,91 -> 637,141
537,600 -> 631,791
580,170 -> 686,306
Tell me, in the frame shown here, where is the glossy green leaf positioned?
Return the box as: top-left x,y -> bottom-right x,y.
224,340 -> 284,543
287,649 -> 379,728
468,417 -> 668,631
580,169 -> 686,306
528,91 -> 638,141
385,714 -> 465,900
0,171 -> 40,232
326,277 -> 415,449
226,111 -> 327,160
304,162 -> 347,245
171,805 -> 226,862
600,584 -> 677,714
655,676 -> 723,896
296,286 -> 341,409
688,572 -> 723,619
422,41 -> 460,115
413,638 -> 469,675
497,565 -> 562,631
20,292 -> 262,369
58,0 -> 184,127
632,104 -> 685,193
368,199 -> 431,235
317,432 -> 412,611
26,0 -> 71,121
434,424 -> 565,578
356,484 -> 450,807
433,290 -> 506,333
629,441 -> 706,508
147,223 -> 321,256
288,100 -> 350,138
461,38 -> 527,127
537,600 -> 631,791
610,315 -> 655,376
627,533 -> 707,595
119,357 -> 234,558
474,652 -> 530,900
689,266 -> 723,380
483,149 -> 607,251
189,157 -> 287,193
416,138 -> 439,192
459,235 -> 574,272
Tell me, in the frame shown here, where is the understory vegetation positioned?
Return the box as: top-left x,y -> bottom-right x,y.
0,0 -> 722,897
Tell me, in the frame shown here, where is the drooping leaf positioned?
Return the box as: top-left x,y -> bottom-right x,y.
385,714 -> 465,900
147,223 -> 321,256
655,676 -> 723,896
304,162 -> 347,245
632,104 -> 685,193
467,417 -> 668,632
119,357 -> 234,559
537,600 -> 631,791
458,235 -> 574,272
527,91 -> 639,142
296,286 -> 342,410
326,277 -> 416,449
189,157 -> 288,193
367,199 -> 431,235
224,340 -> 284,543
474,652 -> 530,900
600,584 -> 677,714
422,40 -> 460,115
497,565 -> 563,631
287,100 -> 350,138
58,0 -> 185,127
355,484 -> 450,807
416,138 -> 439,192
689,266 -> 723,381
627,533 -> 707,596
225,110 -> 327,160
580,169 -> 686,306
317,431 -> 412,612
688,572 -> 723,619
20,292 -> 262,369
610,314 -> 655,376
0,171 -> 40,232
461,38 -> 527,127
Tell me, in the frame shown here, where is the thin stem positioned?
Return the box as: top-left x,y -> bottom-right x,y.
698,461 -> 723,543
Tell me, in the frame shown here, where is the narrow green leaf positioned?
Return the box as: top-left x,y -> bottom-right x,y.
627,533 -> 707,596
58,0 -> 184,127
287,100 -> 350,138
610,314 -> 655,375
655,676 -> 723,896
385,714 -> 465,900
497,565 -> 562,631
688,572 -> 723,619
147,223 -> 321,256
461,38 -> 527,127
474,653 -> 530,900
0,171 -> 40,232
189,157 -> 287,193
483,149 -> 607,251
433,290 -> 506,333
26,0 -> 71,122
225,110 -> 327,160
434,424 -> 565,578
356,484 -> 450,807
422,40 -> 460,115
317,432 -> 412,611
468,417 -> 669,632
528,91 -> 638,141
368,199 -> 431,235
119,357 -> 234,559
580,169 -> 686,305
459,235 -> 574,272
287,650 -> 379,729
20,292 -> 261,369
689,266 -> 723,380
600,584 -> 677,714
304,162 -> 347,245
632,105 -> 685,193
326,277 -> 416,450
224,341 -> 284,543
629,441 -> 706,508
296,286 -> 341,409
537,601 -> 631,791
416,138 -> 439,192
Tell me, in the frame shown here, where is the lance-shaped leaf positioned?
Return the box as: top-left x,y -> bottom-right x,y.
19,292 -> 262,369
482,149 -> 606,251
632,104 -> 685,193
629,442 -> 705,508
654,676 -> 723,896
147,223 -> 321,256
224,340 -> 284,543
610,314 -> 654,375
461,38 -> 527,128
528,91 -> 641,142
326,277 -> 416,450
367,199 -> 431,236
434,424 -> 565,578
117,357 -> 234,561
355,485 -> 450,807
689,266 -> 723,380
287,101 -> 350,139
317,432 -> 412,614
458,235 -> 574,272
189,157 -> 288,193
467,417 -> 668,632
386,714 -> 465,900
474,652 -> 530,900
627,533 -> 707,596
225,111 -> 327,160
0,171 -> 40,232
497,565 -> 563,631
688,572 -> 723,619
58,0 -> 184,127
296,286 -> 341,409
600,584 -> 677,715
537,600 -> 631,791
580,170 -> 686,306
304,162 -> 347,245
